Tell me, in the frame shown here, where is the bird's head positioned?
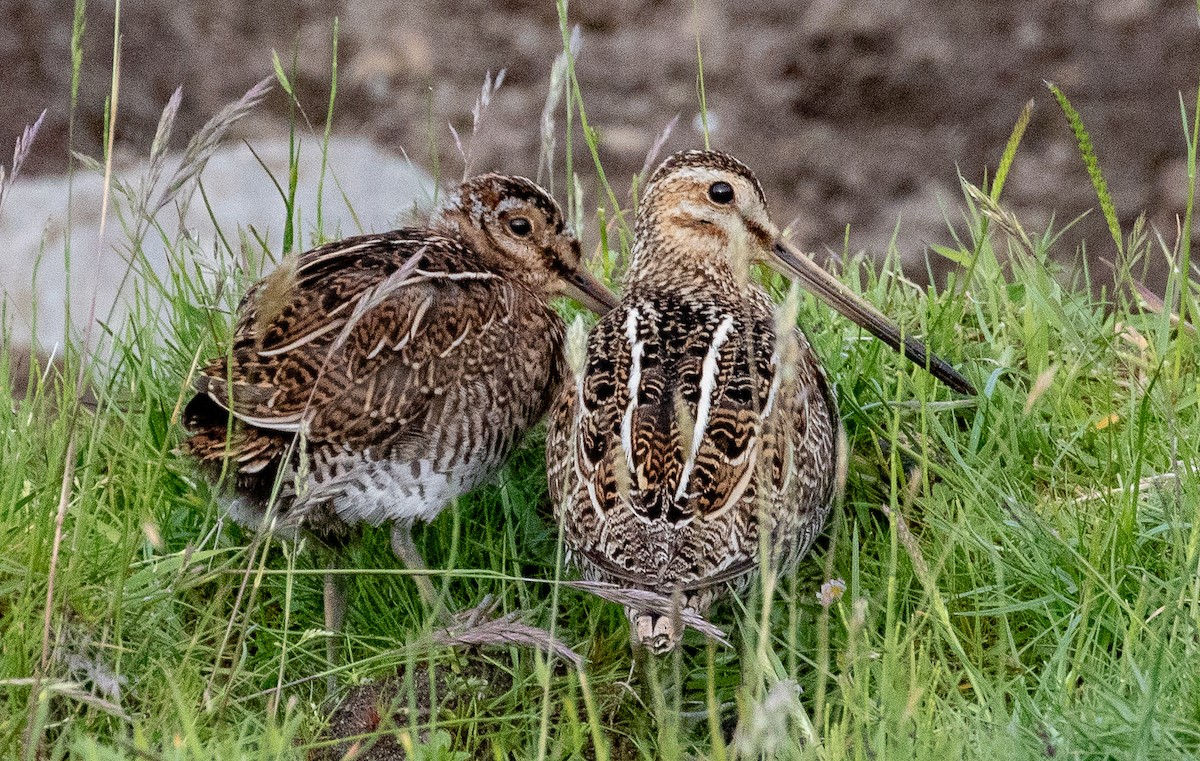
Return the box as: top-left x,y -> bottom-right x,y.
433,174 -> 617,313
634,150 -> 975,394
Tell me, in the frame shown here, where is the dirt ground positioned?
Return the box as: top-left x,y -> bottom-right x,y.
3,0 -> 1198,277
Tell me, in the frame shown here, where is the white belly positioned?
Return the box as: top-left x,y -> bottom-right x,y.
302,454 -> 496,527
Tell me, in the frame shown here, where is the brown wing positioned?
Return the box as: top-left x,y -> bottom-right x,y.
761,321 -> 843,564
183,230 -> 518,486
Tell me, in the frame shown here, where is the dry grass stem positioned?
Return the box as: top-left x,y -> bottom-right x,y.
156,77 -> 273,212
638,114 -> 681,184
431,598 -> 584,668
0,108 -> 47,216
538,26 -> 581,186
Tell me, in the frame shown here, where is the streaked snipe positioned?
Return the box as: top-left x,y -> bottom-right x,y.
183,173 -> 617,654
547,150 -> 974,653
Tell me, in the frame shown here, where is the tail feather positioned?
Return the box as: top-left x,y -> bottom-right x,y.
181,391 -> 289,505
630,609 -> 683,654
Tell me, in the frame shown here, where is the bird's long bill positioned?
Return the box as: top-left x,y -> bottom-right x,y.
771,240 -> 976,395
562,267 -> 620,314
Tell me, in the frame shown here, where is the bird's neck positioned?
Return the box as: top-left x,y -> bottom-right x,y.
625,214 -> 751,296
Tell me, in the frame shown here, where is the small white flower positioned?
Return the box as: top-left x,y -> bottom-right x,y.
817,578 -> 847,608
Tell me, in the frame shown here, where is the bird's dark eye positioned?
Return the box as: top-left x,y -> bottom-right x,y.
507,216 -> 533,237
708,181 -> 735,205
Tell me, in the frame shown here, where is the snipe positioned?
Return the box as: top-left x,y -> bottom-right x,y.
546,150 -> 974,653
183,173 -> 617,659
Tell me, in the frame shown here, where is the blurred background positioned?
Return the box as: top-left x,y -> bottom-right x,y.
1,0 -> 1198,353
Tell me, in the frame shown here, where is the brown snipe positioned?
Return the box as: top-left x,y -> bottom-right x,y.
183,173 -> 616,657
546,150 -> 974,653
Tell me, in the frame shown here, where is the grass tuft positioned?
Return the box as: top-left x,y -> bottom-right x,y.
2,14 -> 1200,761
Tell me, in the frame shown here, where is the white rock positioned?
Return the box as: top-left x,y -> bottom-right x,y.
0,136 -> 436,352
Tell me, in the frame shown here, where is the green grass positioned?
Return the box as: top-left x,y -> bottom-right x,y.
3,11 -> 1200,761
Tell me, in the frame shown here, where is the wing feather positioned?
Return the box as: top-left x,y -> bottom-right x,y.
186,229 -> 516,465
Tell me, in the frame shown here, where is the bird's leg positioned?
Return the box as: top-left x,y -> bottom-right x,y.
323,565 -> 347,693
390,522 -> 449,622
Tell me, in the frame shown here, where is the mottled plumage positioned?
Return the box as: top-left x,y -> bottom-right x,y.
183,174 -> 615,643
548,151 -> 973,653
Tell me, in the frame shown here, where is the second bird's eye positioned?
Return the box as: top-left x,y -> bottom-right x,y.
708,181 -> 735,205
507,217 -> 533,237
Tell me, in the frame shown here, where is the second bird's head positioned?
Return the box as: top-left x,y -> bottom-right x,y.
633,150 -> 976,395
433,174 -> 617,313
632,149 -> 778,278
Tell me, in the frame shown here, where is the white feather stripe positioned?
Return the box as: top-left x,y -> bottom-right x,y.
295,239 -> 384,272
761,348 -> 783,418
675,315 -> 735,500
778,407 -> 799,497
412,269 -> 498,282
620,308 -> 643,475
394,297 -> 432,351
225,407 -> 305,432
366,337 -> 389,360
585,479 -> 605,521
237,458 -> 271,474
256,318 -> 346,357
362,373 -> 378,412
438,326 -> 472,357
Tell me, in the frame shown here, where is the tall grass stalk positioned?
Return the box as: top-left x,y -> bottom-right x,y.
692,0 -> 711,150
315,18 -> 339,243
